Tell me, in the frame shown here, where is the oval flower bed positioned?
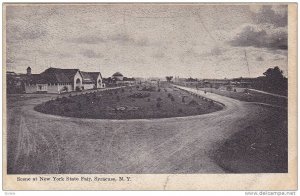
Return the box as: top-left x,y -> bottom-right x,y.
34,84 -> 223,119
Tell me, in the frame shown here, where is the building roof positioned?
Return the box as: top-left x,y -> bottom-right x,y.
88,72 -> 102,81
112,72 -> 123,77
20,67 -> 103,85
40,68 -> 80,83
24,74 -> 47,84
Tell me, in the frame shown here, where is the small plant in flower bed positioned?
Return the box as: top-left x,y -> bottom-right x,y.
141,86 -> 156,92
156,102 -> 161,108
188,100 -> 198,106
128,92 -> 150,98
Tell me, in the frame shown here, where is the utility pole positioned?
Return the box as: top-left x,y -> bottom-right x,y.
244,50 -> 250,77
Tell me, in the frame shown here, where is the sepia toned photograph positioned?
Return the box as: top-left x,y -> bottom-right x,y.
3,3 -> 297,191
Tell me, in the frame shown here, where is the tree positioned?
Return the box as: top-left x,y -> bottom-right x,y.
166,76 -> 173,82
263,66 -> 285,80
262,66 -> 287,95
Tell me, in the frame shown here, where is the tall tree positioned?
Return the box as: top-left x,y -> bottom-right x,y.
166,76 -> 173,82
263,66 -> 285,80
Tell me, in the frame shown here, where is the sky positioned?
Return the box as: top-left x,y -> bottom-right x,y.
5,4 -> 288,79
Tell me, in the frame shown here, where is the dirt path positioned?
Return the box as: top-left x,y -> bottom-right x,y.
7,86 -> 285,174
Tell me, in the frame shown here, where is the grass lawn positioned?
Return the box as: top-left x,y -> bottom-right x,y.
213,106 -> 287,173
34,83 -> 223,119
199,87 -> 287,107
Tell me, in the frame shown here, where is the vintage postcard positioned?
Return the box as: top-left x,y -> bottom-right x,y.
2,3 -> 297,190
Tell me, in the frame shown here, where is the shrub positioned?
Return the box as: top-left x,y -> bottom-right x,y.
188,100 -> 198,106
116,95 -> 120,102
182,97 -> 185,103
121,88 -> 125,93
75,86 -> 81,92
64,105 -> 70,113
77,103 -> 82,110
178,108 -> 183,113
244,89 -> 249,94
226,86 -> 233,91
156,102 -> 161,108
170,97 -> 175,101
129,92 -> 150,98
141,86 -> 155,92
156,97 -> 162,102
61,97 -> 74,104
158,88 -> 161,92
167,93 -> 172,98
147,98 -> 151,102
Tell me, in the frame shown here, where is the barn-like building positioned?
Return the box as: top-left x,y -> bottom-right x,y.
24,67 -> 104,94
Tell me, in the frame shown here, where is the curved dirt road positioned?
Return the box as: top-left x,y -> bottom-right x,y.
7,86 -> 285,174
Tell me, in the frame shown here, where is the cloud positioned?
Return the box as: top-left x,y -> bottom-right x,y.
81,49 -> 103,58
228,24 -> 287,50
67,36 -> 105,44
256,56 -> 264,61
152,51 -> 165,59
251,5 -> 287,27
7,22 -> 47,43
68,33 -> 150,47
108,33 -> 150,47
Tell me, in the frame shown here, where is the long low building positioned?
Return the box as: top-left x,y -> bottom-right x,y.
23,67 -> 104,94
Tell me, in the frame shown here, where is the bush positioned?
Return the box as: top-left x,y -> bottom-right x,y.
116,95 -> 120,102
182,97 -> 185,103
167,93 -> 172,98
141,86 -> 155,92
156,97 -> 162,102
188,100 -> 198,106
170,97 -> 175,101
75,86 -> 81,92
156,102 -> 161,108
244,89 -> 249,94
60,97 -> 74,104
147,98 -> 151,102
178,108 -> 183,113
158,88 -> 161,92
226,86 -> 233,91
77,103 -> 82,110
64,105 -> 70,113
129,92 -> 150,98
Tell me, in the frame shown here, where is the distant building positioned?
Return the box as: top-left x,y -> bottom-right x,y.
10,67 -> 104,94
112,72 -> 124,81
104,72 -> 135,86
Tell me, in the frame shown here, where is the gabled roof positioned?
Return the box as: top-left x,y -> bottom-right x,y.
40,68 -> 79,83
80,72 -> 102,84
24,74 -> 47,84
